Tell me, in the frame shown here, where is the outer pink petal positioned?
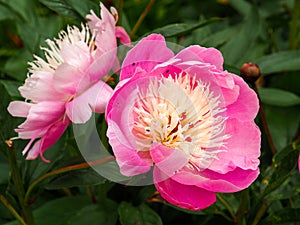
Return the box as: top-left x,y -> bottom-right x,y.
8,101 -> 32,118
25,118 -> 70,161
226,75 -> 259,121
150,143 -> 189,178
106,120 -> 152,176
115,26 -> 131,46
154,168 -> 216,210
175,45 -> 224,70
17,101 -> 65,132
172,167 -> 259,193
197,168 -> 259,192
65,80 -> 113,124
120,34 -> 174,80
208,118 -> 261,173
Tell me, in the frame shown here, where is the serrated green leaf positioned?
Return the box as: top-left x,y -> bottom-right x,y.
45,169 -> 106,190
118,202 -> 163,225
149,17 -> 222,38
256,50 -> 300,75
259,208 -> 300,224
258,88 -> 300,107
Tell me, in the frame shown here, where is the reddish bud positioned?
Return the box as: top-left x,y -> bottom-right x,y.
240,62 -> 261,83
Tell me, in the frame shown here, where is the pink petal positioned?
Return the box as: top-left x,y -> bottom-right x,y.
53,63 -> 88,95
208,118 -> 261,173
65,80 -> 113,124
115,26 -> 131,46
120,34 -> 174,80
19,71 -> 63,102
8,101 -> 32,118
226,75 -> 259,121
16,102 -> 65,133
175,45 -> 224,70
154,168 -> 216,210
106,120 -> 152,176
87,49 -> 117,82
87,3 -> 117,57
171,167 -> 259,193
25,118 -> 70,162
198,167 -> 259,192
150,143 -> 189,179
60,42 -> 92,69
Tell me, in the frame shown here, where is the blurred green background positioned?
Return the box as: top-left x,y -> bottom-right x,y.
0,0 -> 300,224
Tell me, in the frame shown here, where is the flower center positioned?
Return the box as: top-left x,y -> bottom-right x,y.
132,73 -> 228,171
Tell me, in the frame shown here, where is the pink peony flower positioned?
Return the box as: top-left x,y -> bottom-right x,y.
106,34 -> 261,210
7,3 -> 130,161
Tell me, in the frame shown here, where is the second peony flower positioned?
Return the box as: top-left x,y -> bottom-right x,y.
106,34 -> 261,210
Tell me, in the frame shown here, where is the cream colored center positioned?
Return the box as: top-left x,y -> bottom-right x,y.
132,73 -> 227,171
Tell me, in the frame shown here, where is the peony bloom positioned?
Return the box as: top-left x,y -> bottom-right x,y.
7,3 -> 130,161
106,34 -> 261,210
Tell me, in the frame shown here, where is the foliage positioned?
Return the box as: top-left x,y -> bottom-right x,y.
0,0 -> 299,225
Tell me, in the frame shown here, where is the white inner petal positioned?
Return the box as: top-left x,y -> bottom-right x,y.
132,73 -> 228,171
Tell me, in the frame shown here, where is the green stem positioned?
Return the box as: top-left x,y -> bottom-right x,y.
0,195 -> 27,225
288,0 -> 300,50
235,189 -> 249,225
217,194 -> 235,220
253,84 -> 277,155
24,156 -> 115,204
251,202 -> 267,225
7,146 -> 35,225
129,0 -> 156,38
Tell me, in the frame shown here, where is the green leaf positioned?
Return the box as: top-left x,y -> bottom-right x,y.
256,50 -> 300,75
0,0 -> 37,23
258,88 -> 300,107
67,199 -> 118,225
0,163 -> 9,184
38,0 -> 81,19
45,169 -> 106,190
4,196 -> 91,225
228,0 -> 251,16
118,202 -> 163,225
262,144 -> 298,198
264,105 -> 300,150
221,6 -> 261,65
65,0 -> 98,19
0,80 -> 22,98
0,4 -> 15,21
0,84 -> 23,154
259,208 -> 300,224
149,17 -> 222,38
2,49 -> 32,81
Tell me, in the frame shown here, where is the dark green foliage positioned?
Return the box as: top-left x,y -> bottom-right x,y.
0,0 -> 300,225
